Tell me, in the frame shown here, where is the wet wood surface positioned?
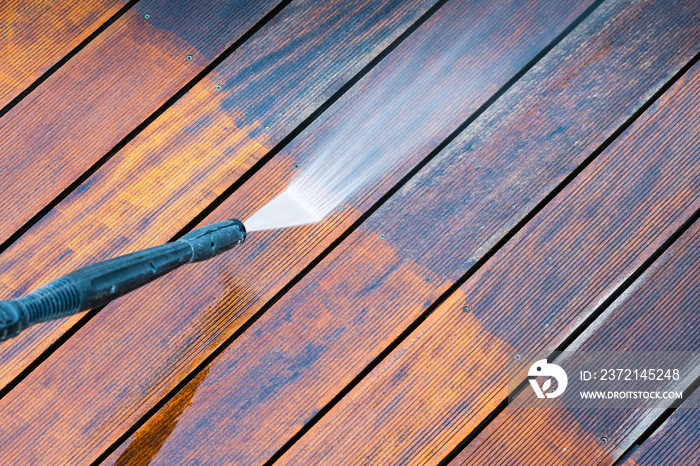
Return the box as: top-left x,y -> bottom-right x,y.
268,22 -> 700,465
101,0 -> 700,464
0,0 -> 125,108
1,0 -> 699,464
0,0 -> 599,463
451,213 -> 700,465
0,0 -> 283,245
0,0 -> 441,388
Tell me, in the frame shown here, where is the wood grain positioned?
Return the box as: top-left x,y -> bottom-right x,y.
88,1 -> 700,464
450,218 -> 700,465
0,0 -> 445,390
0,0 -> 283,245
0,0 -> 124,108
276,53 -> 700,465
621,392 -> 700,466
0,0 -> 601,464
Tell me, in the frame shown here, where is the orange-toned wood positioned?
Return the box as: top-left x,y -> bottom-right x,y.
111,365 -> 212,466
0,0 -> 445,389
0,0 -> 125,108
451,220 -> 700,465
0,0 -> 284,245
77,1 -> 700,464
0,0 -> 600,463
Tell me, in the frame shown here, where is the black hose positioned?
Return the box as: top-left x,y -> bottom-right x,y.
0,219 -> 246,341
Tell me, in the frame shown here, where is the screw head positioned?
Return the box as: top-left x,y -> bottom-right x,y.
463,305 -> 470,312
425,276 -> 432,282
264,125 -> 270,131
144,13 -> 150,19
216,84 -> 222,90
293,163 -> 300,169
514,354 -> 521,360
186,55 -> 193,61
379,233 -> 386,239
601,436 -> 608,444
337,206 -> 344,212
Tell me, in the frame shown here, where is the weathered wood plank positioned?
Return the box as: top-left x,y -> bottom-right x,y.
272,41 -> 700,465
91,1 -> 700,464
621,395 -> 700,466
450,219 -> 700,465
0,0 -> 284,245
0,0 -> 125,108
0,0 -> 600,464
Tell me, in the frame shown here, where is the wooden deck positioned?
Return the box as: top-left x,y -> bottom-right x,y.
0,0 -> 699,464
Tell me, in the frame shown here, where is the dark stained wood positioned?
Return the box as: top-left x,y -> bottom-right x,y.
0,0 -> 124,108
0,0 -> 601,464
621,395 -> 700,466
88,0 -> 700,464
0,0 -> 283,245
0,0 -> 442,386
450,219 -> 700,465
271,42 -> 700,465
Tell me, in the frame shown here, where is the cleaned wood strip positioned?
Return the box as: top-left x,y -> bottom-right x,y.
0,0 -> 598,464
0,0 -> 125,108
0,0 -> 445,389
88,0 -> 700,464
0,0 -> 284,245
451,219 -> 700,465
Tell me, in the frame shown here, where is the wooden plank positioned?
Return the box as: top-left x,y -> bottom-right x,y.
621,395 -> 700,466
0,0 -> 285,245
449,218 -> 700,465
88,0 -> 700,464
0,0 -> 446,388
0,0 -> 600,464
0,0 -> 125,108
271,44 -> 700,465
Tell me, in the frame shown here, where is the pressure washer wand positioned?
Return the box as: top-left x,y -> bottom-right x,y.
0,219 -> 246,342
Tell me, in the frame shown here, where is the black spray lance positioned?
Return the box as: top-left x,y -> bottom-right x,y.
0,219 -> 246,341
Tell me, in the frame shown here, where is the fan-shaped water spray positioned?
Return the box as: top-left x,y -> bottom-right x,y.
245,28 -> 478,232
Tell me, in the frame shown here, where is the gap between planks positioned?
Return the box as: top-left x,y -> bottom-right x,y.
0,0 -> 294,400
0,0 -> 291,256
93,1 -> 608,463
0,0 -> 135,115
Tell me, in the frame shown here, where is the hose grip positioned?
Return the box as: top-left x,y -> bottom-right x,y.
178,219 -> 247,262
